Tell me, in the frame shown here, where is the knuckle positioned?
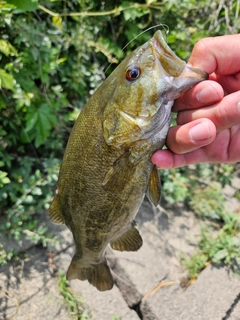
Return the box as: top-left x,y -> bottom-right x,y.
192,38 -> 212,56
215,107 -> 227,127
214,104 -> 231,129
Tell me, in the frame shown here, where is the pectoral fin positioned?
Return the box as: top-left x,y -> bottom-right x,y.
110,223 -> 143,251
146,165 -> 161,207
102,152 -> 135,191
48,194 -> 65,224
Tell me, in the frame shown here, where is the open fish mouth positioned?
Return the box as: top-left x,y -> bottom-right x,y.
151,30 -> 208,100
153,30 -> 208,81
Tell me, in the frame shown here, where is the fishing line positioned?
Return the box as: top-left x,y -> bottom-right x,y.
104,23 -> 169,74
121,23 -> 169,52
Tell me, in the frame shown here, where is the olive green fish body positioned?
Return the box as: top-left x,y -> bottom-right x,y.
52,85 -> 155,290
49,31 -> 207,291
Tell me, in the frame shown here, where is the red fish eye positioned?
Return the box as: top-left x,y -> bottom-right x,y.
126,66 -> 141,81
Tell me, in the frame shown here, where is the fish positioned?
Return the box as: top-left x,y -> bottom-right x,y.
49,30 -> 207,291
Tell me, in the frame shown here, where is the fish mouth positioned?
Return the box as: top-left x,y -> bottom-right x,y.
152,30 -> 186,77
186,64 -> 208,80
176,63 -> 208,92
152,30 -> 208,98
153,30 -> 208,81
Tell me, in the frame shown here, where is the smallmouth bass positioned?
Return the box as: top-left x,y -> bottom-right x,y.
49,31 -> 207,291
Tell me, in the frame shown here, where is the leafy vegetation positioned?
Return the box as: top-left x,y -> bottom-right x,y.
58,270 -> 90,320
0,244 -> 15,266
181,177 -> 240,280
189,185 -> 226,221
0,0 -> 240,296
182,215 -> 240,280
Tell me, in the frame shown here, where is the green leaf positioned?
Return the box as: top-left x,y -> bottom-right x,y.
24,195 -> 34,203
31,187 -> 42,196
0,170 -> 11,187
0,39 -> 17,56
212,249 -> 228,263
123,7 -> 149,21
25,112 -> 38,132
52,16 -> 62,29
6,0 -> 38,12
25,104 -> 57,147
0,69 -> 14,90
0,95 -> 7,109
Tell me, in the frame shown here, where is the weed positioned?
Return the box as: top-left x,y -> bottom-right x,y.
182,251 -> 208,279
183,216 -> 240,280
215,164 -> 234,188
0,244 -> 15,266
23,228 -> 59,248
58,270 -> 90,320
234,190 -> 240,200
181,172 -> 240,281
189,185 -> 225,221
161,168 -> 189,204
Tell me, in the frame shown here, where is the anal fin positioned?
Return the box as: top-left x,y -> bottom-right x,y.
48,193 -> 65,224
146,165 -> 161,207
110,223 -> 143,252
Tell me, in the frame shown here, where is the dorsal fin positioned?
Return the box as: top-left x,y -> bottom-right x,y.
48,193 -> 65,224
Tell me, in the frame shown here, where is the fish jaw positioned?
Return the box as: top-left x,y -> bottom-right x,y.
153,30 -> 186,77
152,30 -> 208,100
153,30 -> 208,79
168,63 -> 208,98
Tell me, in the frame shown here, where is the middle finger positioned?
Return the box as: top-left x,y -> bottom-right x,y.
177,91 -> 240,132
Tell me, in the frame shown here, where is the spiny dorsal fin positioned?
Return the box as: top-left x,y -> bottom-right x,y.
48,194 -> 65,224
110,222 -> 143,252
146,165 -> 161,207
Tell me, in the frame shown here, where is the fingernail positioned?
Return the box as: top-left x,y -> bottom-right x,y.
189,122 -> 211,141
196,85 -> 220,103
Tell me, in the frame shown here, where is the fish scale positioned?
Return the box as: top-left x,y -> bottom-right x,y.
49,30 -> 208,291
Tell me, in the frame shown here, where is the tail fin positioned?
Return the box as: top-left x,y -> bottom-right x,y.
66,257 -> 113,291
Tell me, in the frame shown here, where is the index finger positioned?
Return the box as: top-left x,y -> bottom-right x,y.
173,80 -> 224,112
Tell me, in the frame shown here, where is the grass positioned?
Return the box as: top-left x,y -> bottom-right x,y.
182,183 -> 240,281
58,270 -> 90,320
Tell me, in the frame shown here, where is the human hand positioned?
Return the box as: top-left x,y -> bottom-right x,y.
152,34 -> 240,168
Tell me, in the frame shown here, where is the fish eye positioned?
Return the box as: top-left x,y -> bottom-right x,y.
126,66 -> 141,81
